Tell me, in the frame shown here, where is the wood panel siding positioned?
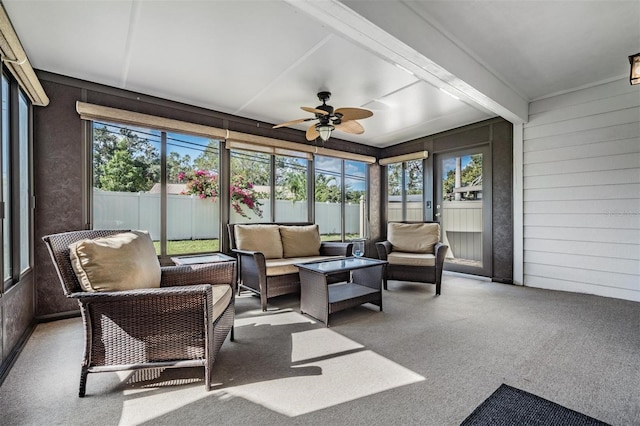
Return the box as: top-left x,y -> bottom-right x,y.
523,79 -> 640,302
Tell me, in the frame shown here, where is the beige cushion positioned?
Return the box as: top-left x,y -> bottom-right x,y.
388,222 -> 440,254
388,251 -> 436,267
265,255 -> 343,276
234,224 -> 283,259
279,224 -> 321,258
211,284 -> 232,320
69,231 -> 161,292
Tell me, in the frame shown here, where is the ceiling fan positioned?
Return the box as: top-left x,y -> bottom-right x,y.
273,91 -> 373,142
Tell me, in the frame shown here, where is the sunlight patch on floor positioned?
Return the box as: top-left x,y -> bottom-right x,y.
216,325 -> 423,417
291,328 -> 363,362
234,309 -> 316,327
116,312 -> 423,421
214,350 -> 425,417
118,385 -> 209,426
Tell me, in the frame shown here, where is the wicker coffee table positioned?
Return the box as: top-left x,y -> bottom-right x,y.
296,257 -> 387,326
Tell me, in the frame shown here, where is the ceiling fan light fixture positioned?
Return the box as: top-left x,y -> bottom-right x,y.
629,53 -> 640,85
317,123 -> 334,142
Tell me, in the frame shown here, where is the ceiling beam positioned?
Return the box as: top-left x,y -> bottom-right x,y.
284,0 -> 528,124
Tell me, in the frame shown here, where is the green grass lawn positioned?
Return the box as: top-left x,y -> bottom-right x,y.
155,234 -> 360,255
154,239 -> 219,255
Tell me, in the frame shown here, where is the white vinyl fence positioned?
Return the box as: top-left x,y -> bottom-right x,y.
93,190 -> 363,240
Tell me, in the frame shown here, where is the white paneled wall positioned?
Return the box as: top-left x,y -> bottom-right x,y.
523,79 -> 640,302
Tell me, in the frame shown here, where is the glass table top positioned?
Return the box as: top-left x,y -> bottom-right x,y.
296,256 -> 386,273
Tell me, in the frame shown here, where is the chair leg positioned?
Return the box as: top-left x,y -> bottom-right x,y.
230,325 -> 235,342
261,294 -> 268,312
79,368 -> 88,397
205,362 -> 212,391
435,282 -> 441,295
383,278 -> 388,290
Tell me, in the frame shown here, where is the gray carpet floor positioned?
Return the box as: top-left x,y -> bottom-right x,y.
1,274 -> 638,425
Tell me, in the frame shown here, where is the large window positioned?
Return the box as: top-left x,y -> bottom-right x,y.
315,156 -> 368,241
387,159 -> 424,221
167,134 -> 221,254
92,121 -> 222,255
275,155 -> 308,222
1,72 -> 33,290
89,115 -> 370,254
229,149 -> 270,223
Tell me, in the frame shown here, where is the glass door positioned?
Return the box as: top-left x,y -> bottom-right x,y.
435,146 -> 491,277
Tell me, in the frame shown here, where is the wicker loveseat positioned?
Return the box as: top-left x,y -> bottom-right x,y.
228,223 -> 352,311
375,221 -> 448,294
42,229 -> 235,397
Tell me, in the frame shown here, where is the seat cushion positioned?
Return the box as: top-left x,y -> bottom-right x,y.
265,256 -> 343,276
211,284 -> 232,320
388,222 -> 440,254
387,251 -> 436,267
234,224 -> 283,259
68,230 -> 161,292
279,224 -> 321,258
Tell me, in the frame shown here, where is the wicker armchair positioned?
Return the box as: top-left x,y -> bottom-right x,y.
42,229 -> 235,397
376,222 -> 448,294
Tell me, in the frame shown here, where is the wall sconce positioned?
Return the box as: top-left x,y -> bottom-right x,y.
629,53 -> 640,85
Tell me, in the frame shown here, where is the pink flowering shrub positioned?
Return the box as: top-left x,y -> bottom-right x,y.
229,175 -> 263,218
179,170 -> 263,219
178,170 -> 218,200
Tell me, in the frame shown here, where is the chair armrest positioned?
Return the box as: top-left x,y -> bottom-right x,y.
70,284 -> 212,303
161,262 -> 236,288
320,242 -> 353,256
232,248 -> 267,293
375,241 -> 392,260
434,242 -> 448,268
231,248 -> 267,268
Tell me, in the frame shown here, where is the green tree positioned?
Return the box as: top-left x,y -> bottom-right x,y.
387,163 -> 402,196
167,152 -> 192,183
315,174 -> 341,202
443,154 -> 482,201
99,141 -> 150,191
405,159 -> 423,195
345,188 -> 364,204
93,125 -> 159,191
276,156 -> 307,202
230,150 -> 270,186
193,140 -> 220,171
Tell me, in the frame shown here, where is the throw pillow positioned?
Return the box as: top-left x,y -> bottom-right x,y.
388,222 -> 440,254
279,224 -> 321,258
234,224 -> 284,259
69,230 -> 161,292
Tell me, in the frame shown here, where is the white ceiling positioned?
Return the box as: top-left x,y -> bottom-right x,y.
3,0 -> 639,148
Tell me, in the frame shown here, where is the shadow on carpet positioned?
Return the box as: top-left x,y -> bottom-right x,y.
461,384 -> 610,425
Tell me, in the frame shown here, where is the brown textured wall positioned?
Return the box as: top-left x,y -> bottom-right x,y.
491,120 -> 514,283
367,163 -> 383,256
3,273 -> 35,351
33,80 -> 86,317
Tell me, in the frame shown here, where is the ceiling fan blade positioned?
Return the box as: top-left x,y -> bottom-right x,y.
301,106 -> 329,115
334,120 -> 364,135
335,107 -> 373,121
272,117 -> 315,129
306,123 -> 319,141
